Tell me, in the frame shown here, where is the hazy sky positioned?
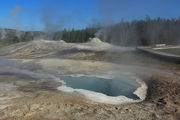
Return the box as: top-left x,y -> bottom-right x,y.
0,0 -> 180,31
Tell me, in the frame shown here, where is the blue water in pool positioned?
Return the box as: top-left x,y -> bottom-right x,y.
59,75 -> 141,99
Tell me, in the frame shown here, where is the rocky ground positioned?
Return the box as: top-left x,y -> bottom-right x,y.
0,38 -> 179,120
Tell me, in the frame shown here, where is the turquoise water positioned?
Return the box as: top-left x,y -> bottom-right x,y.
60,75 -> 141,99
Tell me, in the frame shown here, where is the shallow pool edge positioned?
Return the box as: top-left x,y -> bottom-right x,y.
57,74 -> 148,105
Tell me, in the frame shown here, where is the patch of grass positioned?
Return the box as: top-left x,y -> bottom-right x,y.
78,52 -> 180,70
0,42 -> 4,49
156,48 -> 180,55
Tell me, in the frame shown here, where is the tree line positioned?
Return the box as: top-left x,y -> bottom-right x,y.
96,17 -> 180,46
52,17 -> 180,46
1,17 -> 180,46
53,27 -> 99,43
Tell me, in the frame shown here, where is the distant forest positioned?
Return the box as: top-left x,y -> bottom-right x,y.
0,17 -> 180,46
53,27 -> 99,43
97,17 -> 180,46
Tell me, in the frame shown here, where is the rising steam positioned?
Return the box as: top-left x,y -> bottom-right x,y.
11,5 -> 23,38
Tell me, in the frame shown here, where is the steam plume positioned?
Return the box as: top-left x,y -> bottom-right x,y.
11,5 -> 23,38
0,28 -> 7,39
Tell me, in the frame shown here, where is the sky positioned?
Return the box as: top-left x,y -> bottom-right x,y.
0,0 -> 180,31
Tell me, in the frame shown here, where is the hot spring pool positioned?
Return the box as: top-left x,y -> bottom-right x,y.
58,75 -> 147,104
0,70 -> 147,104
